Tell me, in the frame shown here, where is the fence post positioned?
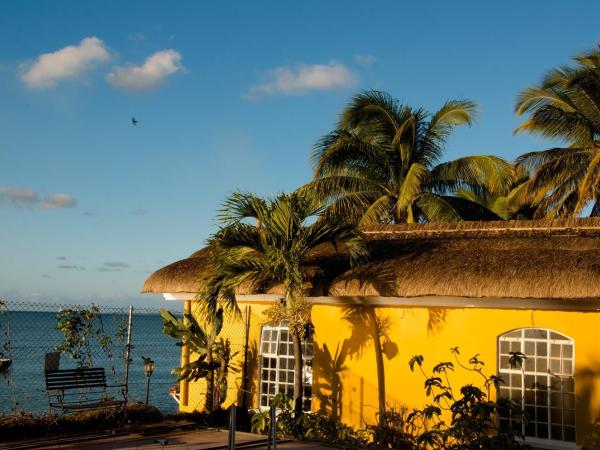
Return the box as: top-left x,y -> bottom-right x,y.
228,404 -> 236,450
123,306 -> 133,405
241,305 -> 251,408
270,403 -> 277,450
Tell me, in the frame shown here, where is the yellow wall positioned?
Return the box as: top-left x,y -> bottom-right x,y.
181,300 -> 600,447
178,302 -> 272,414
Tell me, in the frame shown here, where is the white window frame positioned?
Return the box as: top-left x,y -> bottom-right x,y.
498,328 -> 576,448
258,322 -> 313,411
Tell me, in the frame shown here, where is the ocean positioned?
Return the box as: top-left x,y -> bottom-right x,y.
0,310 -> 182,416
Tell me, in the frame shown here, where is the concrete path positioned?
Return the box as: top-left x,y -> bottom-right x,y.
33,429 -> 335,449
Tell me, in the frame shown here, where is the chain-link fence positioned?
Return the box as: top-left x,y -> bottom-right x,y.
0,301 -> 185,416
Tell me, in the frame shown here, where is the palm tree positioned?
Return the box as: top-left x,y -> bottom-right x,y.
514,44 -> 600,217
453,166 -> 539,220
201,190 -> 367,415
309,90 -> 514,225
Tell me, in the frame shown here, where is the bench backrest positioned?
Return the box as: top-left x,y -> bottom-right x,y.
45,368 -> 107,391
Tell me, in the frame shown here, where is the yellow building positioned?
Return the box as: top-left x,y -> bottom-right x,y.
143,219 -> 600,450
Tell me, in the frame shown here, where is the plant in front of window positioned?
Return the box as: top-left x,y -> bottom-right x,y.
201,189 -> 367,416
406,348 -> 529,449
160,307 -> 223,412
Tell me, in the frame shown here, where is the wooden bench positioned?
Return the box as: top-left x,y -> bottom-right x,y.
45,367 -> 126,414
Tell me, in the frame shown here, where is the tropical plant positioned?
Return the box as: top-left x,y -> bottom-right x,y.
309,90 -> 514,224
54,305 -> 115,370
213,338 -> 239,407
515,44 -> 600,217
453,166 -> 538,220
407,349 -> 528,449
161,307 -> 223,411
201,189 -> 367,414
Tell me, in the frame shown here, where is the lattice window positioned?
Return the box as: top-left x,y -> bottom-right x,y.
498,328 -> 575,443
258,323 -> 313,411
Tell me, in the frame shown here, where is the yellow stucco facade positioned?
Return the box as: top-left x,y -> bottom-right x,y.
177,300 -> 600,448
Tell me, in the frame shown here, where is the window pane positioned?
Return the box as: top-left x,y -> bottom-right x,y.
536,422 -> 549,439
524,374 -> 535,389
563,377 -> 575,393
564,409 -> 575,426
510,373 -> 522,388
563,393 -> 575,409
551,425 -> 563,440
536,341 -> 547,356
563,345 -> 573,359
525,341 -> 535,356
550,408 -> 562,424
536,390 -> 548,406
550,331 -> 568,340
562,360 -> 572,375
564,426 -> 576,442
536,407 -> 548,423
536,357 -> 548,373
525,329 -> 546,339
551,344 -> 561,357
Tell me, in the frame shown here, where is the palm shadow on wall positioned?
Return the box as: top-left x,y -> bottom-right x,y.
576,360 -> 600,449
313,340 -> 350,420
238,340 -> 257,408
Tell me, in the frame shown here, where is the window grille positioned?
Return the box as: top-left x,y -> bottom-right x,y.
498,328 -> 575,443
259,323 -> 313,411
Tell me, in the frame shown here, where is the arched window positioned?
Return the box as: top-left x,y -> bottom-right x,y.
498,328 -> 575,443
259,323 -> 313,411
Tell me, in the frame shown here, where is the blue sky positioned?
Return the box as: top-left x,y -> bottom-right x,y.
0,1 -> 598,307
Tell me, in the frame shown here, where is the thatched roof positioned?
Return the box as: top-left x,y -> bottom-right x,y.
142,218 -> 600,300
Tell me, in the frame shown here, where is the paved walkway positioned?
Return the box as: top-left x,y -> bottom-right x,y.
34,429 -> 335,449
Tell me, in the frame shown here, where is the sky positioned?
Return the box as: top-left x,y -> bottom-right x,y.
1,1 -> 599,307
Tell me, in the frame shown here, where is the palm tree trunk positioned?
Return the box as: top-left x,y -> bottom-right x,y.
205,349 -> 215,412
367,308 -> 386,426
291,329 -> 304,417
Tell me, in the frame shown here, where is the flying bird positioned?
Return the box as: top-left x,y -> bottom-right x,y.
131,117 -> 138,126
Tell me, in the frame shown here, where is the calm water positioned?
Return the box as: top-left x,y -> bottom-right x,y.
0,310 -> 181,416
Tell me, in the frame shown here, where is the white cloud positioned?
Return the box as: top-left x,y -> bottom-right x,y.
21,37 -> 110,88
0,187 -> 76,209
40,193 -> 76,209
0,187 -> 38,206
354,53 -> 377,68
106,50 -> 184,91
246,61 -> 357,99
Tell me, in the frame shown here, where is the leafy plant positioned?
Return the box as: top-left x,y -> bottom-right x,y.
202,189 -> 367,415
251,393 -> 366,447
212,338 -> 239,407
406,348 -> 529,449
161,307 -> 224,411
54,305 -> 114,369
514,43 -> 600,217
308,90 -> 514,224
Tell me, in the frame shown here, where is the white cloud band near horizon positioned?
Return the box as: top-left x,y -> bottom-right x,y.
0,187 -> 76,209
106,50 -> 184,91
21,37 -> 110,88
246,61 -> 357,99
